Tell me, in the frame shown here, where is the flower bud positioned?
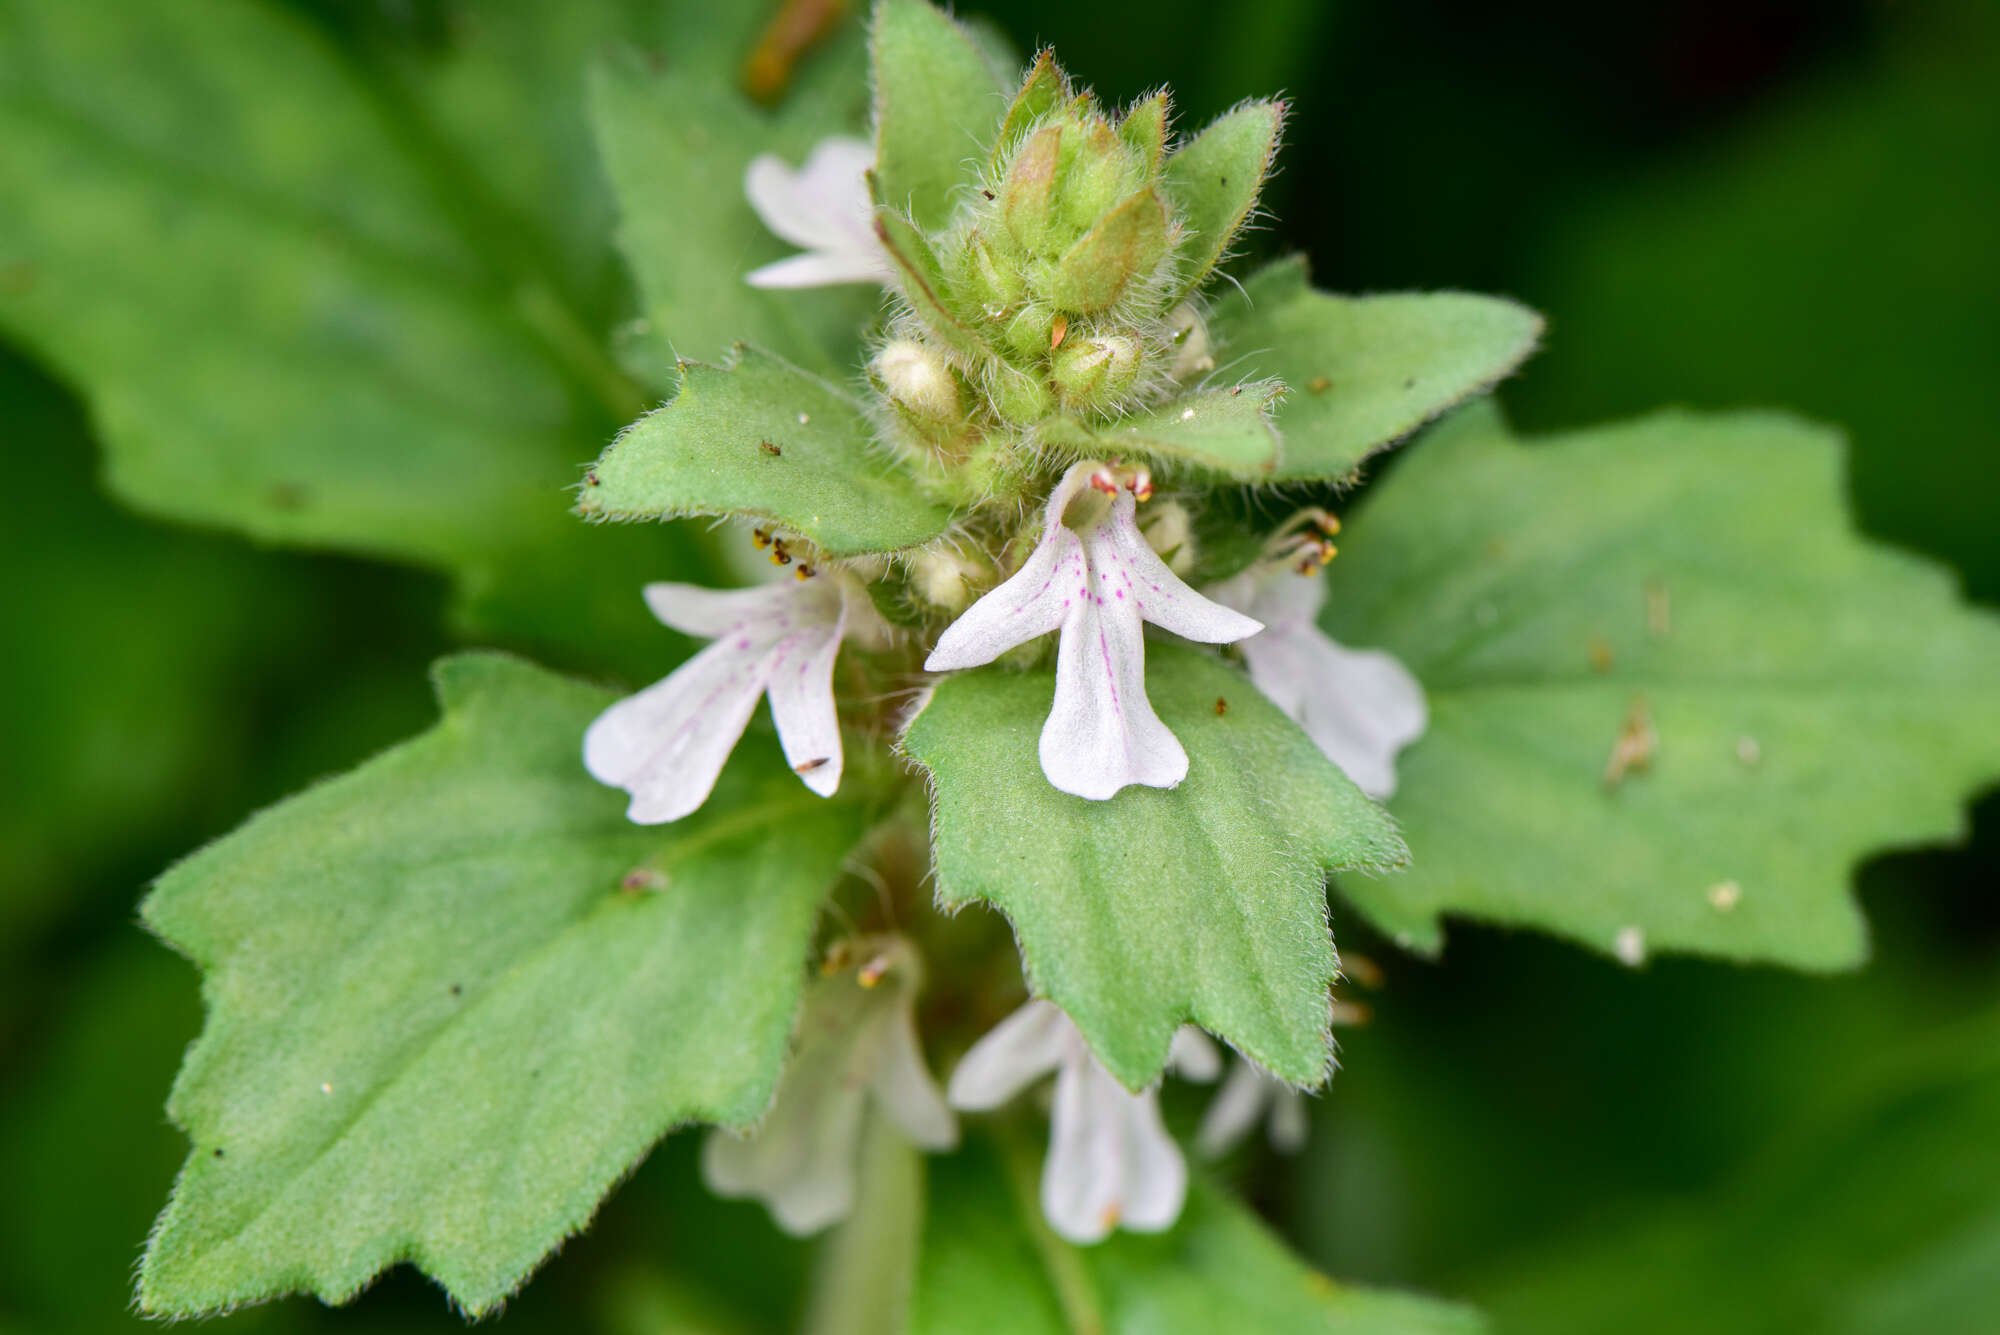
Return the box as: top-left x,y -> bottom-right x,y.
1168,303 -> 1215,379
1051,334 -> 1142,410
910,548 -> 987,612
992,366 -> 1055,424
1000,124 -> 1064,255
874,339 -> 962,427
1002,303 -> 1060,360
958,229 -> 1023,317
1140,500 -> 1196,576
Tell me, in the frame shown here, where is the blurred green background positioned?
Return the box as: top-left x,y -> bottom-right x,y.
3,0 -> 1994,1331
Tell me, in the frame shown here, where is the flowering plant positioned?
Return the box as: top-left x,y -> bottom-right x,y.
6,0 -> 1994,1330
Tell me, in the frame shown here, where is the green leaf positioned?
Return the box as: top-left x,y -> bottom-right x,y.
1207,258 -> 1543,482
1094,384 -> 1286,478
1325,405 -> 2000,967
0,0 -> 713,676
587,21 -> 881,378
901,645 -> 1405,1089
1161,99 -> 1285,301
870,0 -> 1009,232
138,653 -> 873,1316
580,347 -> 954,556
912,1137 -> 1487,1334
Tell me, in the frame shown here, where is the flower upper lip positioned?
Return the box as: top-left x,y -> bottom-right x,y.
743,136 -> 894,290
924,461 -> 1262,800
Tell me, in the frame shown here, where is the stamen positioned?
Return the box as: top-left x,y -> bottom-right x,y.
1126,467 -> 1154,502
1088,465 -> 1120,495
751,528 -> 772,549
857,954 -> 891,987
794,563 -> 815,580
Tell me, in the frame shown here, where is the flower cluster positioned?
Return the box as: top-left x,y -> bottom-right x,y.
583,43 -> 1426,1246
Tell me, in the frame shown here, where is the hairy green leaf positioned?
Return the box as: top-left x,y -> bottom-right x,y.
870,0 -> 1009,232
902,646 -> 1405,1089
587,20 -> 879,378
1162,99 -> 1284,301
580,347 -> 954,556
1208,258 -> 1543,482
912,1137 -> 1487,1334
0,0 -> 716,676
1327,405 -> 2000,967
139,653 -> 872,1316
1094,384 -> 1286,477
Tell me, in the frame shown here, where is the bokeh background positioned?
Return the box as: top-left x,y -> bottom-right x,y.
3,1 -> 1995,1331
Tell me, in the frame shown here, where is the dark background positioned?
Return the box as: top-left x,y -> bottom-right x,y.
3,1 -> 1995,1330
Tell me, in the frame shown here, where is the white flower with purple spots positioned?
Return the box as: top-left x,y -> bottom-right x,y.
743,135 -> 892,289
1209,555 -> 1426,801
947,999 -> 1220,1245
924,461 -> 1262,799
585,571 -> 882,824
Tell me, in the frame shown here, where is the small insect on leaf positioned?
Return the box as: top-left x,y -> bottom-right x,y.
1214,696 -> 1228,715
1307,375 -> 1332,394
1603,694 -> 1658,790
759,439 -> 782,457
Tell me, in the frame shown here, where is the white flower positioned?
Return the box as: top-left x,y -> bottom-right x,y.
585,572 -> 881,824
924,462 -> 1263,800
947,999 -> 1220,1245
1195,1056 -> 1309,1158
1209,561 -> 1426,800
703,939 -> 956,1235
743,135 -> 892,289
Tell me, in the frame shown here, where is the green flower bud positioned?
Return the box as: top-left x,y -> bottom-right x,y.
1051,334 -> 1142,410
992,366 -> 1055,424
1000,124 -> 1064,255
1002,303 -> 1059,360
959,230 -> 1023,317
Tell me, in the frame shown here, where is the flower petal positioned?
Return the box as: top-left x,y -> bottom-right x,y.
924,528 -> 1085,671
869,1005 -> 959,1151
643,580 -> 796,638
1267,1085 -> 1310,1153
746,249 -> 893,289
1040,580 -> 1187,799
766,601 -> 848,798
744,148 -> 848,252
1114,1081 -> 1187,1233
583,639 -> 773,823
1167,1026 -> 1223,1082
1194,1058 -> 1273,1158
1296,641 -> 1427,800
1041,1059 -> 1129,1245
1090,490 -> 1262,645
699,1076 -> 868,1236
947,999 -> 1070,1110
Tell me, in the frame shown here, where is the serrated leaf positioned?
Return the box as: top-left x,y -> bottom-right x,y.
580,347 -> 953,556
911,1137 -> 1487,1334
1093,384 -> 1286,478
901,645 -> 1405,1089
0,0 -> 713,677
1208,257 -> 1543,483
138,653 -> 873,1316
870,0 -> 1009,231
1161,99 -> 1284,301
587,22 -> 880,378
1325,405 -> 2000,967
